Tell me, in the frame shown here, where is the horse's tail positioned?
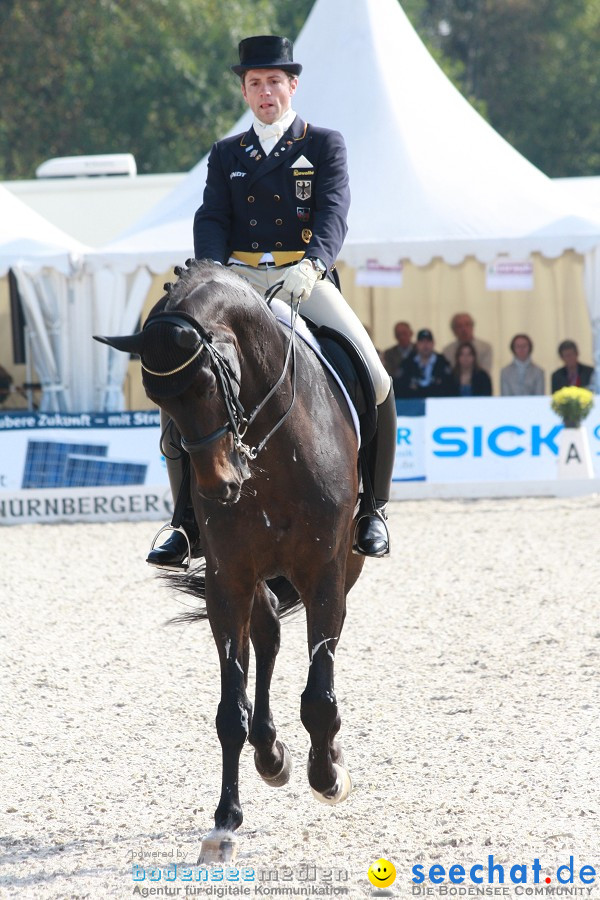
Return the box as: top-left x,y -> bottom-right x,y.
162,566 -> 302,626
264,576 -> 303,619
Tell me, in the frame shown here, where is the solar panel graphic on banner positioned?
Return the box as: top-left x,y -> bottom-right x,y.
62,455 -> 147,487
22,441 -> 108,488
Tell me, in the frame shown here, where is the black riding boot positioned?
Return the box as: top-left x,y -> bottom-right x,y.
147,413 -> 202,570
354,381 -> 396,558
146,506 -> 202,570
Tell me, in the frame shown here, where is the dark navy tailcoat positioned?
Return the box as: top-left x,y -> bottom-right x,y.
193,116 -> 350,271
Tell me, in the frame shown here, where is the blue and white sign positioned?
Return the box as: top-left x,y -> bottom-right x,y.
393,400 -> 426,481
426,396 -> 600,482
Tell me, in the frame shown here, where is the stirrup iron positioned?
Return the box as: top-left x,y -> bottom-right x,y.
352,506 -> 390,558
148,523 -> 192,571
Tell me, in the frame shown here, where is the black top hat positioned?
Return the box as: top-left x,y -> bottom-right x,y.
231,35 -> 302,77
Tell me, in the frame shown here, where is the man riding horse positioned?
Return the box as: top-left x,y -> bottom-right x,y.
147,34 -> 397,569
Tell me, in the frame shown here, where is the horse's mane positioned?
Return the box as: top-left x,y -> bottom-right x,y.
162,258 -> 264,317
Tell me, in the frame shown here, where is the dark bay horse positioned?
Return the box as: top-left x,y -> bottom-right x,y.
96,259 -> 365,858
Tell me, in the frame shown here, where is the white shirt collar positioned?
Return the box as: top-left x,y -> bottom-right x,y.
253,109 -> 297,154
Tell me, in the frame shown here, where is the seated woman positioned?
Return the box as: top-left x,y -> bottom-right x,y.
500,334 -> 545,395
451,341 -> 492,397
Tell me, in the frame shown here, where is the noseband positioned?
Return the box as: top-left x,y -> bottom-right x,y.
145,294 -> 299,462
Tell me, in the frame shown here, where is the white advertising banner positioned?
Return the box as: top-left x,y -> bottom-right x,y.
0,410 -> 169,524
2,400 -> 600,523
425,396 -> 600,482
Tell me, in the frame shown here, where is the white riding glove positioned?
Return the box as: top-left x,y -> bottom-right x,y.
281,259 -> 321,302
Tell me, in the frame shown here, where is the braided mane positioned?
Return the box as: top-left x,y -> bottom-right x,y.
163,258 -> 251,310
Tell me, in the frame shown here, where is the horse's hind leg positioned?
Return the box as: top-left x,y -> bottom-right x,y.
249,582 -> 292,787
300,571 -> 351,804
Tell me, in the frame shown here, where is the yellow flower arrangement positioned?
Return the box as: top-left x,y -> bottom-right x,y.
551,386 -> 594,428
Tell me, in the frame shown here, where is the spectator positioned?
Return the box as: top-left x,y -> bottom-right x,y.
393,328 -> 454,398
551,340 -> 594,392
500,334 -> 545,396
442,312 -> 493,374
451,341 -> 492,396
0,364 -> 13,405
382,321 -> 414,376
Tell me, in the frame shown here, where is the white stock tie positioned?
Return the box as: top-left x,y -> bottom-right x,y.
254,109 -> 296,155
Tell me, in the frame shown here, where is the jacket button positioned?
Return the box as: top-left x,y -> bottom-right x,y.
275,218 -> 283,225
251,242 -> 259,249
250,219 -> 257,226
274,194 -> 281,201
247,195 -> 255,203
275,242 -> 283,248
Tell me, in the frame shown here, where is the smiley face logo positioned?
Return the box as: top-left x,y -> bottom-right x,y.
368,858 -> 396,888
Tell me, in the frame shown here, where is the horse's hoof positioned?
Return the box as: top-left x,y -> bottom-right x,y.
197,829 -> 238,864
255,740 -> 292,788
310,763 -> 352,805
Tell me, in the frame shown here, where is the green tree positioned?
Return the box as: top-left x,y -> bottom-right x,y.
403,0 -> 600,176
0,0 -> 284,177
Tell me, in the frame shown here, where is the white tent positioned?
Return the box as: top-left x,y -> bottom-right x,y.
0,184 -> 94,411
0,183 -> 87,276
87,0 -> 600,399
0,183 -> 157,412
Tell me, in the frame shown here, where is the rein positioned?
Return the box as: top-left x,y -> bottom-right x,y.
150,286 -> 300,461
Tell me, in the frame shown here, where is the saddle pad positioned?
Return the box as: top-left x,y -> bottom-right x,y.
270,299 -> 361,446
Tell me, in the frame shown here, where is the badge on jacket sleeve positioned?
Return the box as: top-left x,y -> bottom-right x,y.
296,180 -> 312,200
302,228 -> 312,244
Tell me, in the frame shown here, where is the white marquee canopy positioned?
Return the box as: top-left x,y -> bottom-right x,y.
0,183 -> 87,276
0,185 -> 150,412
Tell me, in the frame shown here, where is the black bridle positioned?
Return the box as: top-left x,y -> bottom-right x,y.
146,288 -> 300,462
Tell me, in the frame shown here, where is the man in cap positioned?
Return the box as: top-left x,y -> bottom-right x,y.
393,329 -> 454,398
147,34 -> 397,567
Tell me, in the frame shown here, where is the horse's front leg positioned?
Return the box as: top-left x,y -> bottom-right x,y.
249,581 -> 292,786
204,571 -> 254,837
299,568 -> 351,804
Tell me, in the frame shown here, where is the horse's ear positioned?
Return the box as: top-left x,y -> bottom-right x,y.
93,332 -> 145,356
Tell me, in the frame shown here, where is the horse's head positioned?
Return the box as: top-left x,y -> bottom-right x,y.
95,266 -> 253,505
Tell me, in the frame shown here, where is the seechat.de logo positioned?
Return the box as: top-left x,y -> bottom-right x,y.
411,855 -> 597,889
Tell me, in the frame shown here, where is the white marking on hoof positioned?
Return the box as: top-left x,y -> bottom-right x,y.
197,829 -> 238,864
311,763 -> 352,805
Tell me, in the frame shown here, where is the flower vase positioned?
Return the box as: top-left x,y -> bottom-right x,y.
557,425 -> 594,479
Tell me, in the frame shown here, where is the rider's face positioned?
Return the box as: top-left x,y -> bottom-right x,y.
241,69 -> 298,124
